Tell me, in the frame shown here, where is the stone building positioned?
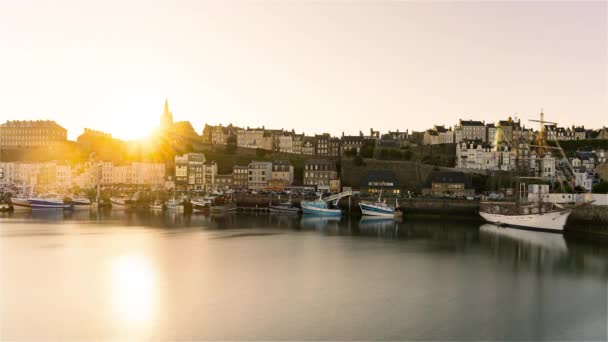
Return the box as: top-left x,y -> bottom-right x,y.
271,160 -> 294,186
303,159 -> 338,188
0,120 -> 67,149
247,161 -> 273,189
232,165 -> 249,188
454,119 -> 486,143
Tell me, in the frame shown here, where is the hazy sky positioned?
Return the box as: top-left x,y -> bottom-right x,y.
1,1 -> 606,140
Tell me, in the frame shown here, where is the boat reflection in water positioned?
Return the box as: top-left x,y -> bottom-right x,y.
479,223 -> 568,253
358,216 -> 398,236
299,215 -> 341,231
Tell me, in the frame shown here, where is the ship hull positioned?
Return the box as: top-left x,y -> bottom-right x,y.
359,202 -> 395,218
301,202 -> 341,216
269,205 -> 300,214
10,198 -> 32,210
479,210 -> 570,232
28,199 -> 71,210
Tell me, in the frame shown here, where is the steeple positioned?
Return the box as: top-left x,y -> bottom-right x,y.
161,98 -> 173,128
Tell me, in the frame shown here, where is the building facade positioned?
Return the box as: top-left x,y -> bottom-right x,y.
303,159 -> 338,188
1,120 -> 67,148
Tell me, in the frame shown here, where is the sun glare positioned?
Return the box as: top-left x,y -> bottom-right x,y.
111,255 -> 158,326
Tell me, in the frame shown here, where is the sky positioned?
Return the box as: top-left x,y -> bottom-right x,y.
0,0 -> 606,140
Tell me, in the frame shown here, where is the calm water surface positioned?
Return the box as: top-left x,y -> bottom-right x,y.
1,210 -> 607,340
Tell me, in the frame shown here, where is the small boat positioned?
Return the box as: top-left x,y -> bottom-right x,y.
301,199 -> 341,216
359,192 -> 396,218
191,199 -> 212,212
28,197 -> 72,210
10,197 -> 32,211
166,198 -> 184,212
70,197 -> 92,210
210,202 -> 237,214
110,197 -> 129,209
269,200 -> 301,214
149,200 -> 164,211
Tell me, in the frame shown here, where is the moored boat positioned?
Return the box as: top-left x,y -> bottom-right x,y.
301,199 -> 341,216
359,192 -> 396,218
10,197 -> 32,211
269,201 -> 300,214
166,198 -> 184,212
70,197 -> 92,210
479,207 -> 571,232
28,198 -> 72,210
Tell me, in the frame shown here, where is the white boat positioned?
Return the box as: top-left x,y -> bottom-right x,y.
479,205 -> 571,232
70,197 -> 92,210
191,199 -> 212,212
269,201 -> 301,214
110,197 -> 129,209
359,192 -> 396,217
166,198 -> 184,212
149,200 -> 164,211
10,197 -> 32,210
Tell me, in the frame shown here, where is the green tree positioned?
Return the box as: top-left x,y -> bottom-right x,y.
592,181 -> 608,194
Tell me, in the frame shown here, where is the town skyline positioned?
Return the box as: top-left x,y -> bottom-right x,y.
1,1 -> 606,140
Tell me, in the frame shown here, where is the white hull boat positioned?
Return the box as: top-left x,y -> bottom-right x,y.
10,197 -> 32,210
110,197 -> 128,209
359,201 -> 395,218
479,210 -> 571,232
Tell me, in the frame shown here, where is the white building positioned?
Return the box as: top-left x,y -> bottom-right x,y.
248,161 -> 273,189
455,141 -> 516,171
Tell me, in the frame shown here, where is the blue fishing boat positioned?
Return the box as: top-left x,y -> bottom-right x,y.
359,192 -> 396,218
301,199 -> 341,216
28,198 -> 72,210
300,191 -> 353,216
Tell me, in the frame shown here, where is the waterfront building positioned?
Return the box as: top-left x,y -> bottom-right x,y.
271,160 -> 294,186
0,162 -> 16,185
0,120 -> 67,149
455,119 -> 486,143
247,161 -> 273,189
202,161 -> 217,190
215,174 -> 233,190
303,159 -> 338,188
232,165 -> 249,189
175,153 -> 205,190
422,171 -> 473,197
360,170 -> 400,195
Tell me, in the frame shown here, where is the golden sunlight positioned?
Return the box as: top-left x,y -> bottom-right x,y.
111,255 -> 158,325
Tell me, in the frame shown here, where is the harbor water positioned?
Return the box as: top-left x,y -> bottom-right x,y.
1,210 -> 607,340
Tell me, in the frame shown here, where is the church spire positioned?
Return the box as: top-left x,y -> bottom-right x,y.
161,98 -> 173,128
